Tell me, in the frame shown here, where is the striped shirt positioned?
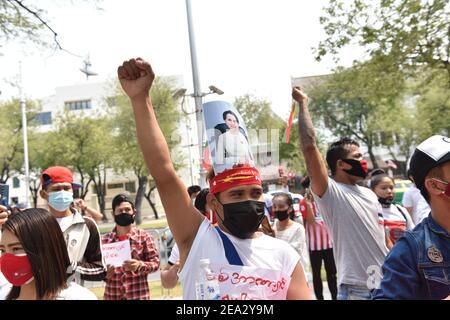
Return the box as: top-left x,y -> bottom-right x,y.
299,199 -> 333,251
102,227 -> 160,300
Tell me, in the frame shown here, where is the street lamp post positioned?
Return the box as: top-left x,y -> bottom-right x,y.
185,0 -> 226,187
19,62 -> 31,208
185,0 -> 207,187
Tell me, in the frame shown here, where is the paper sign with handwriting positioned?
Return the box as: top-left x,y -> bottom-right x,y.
102,240 -> 131,267
211,264 -> 291,300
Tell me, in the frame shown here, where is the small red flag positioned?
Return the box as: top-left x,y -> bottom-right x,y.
285,101 -> 296,144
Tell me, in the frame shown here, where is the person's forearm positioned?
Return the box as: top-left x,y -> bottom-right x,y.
305,202 -> 316,226
295,89 -> 328,197
131,95 -> 176,184
298,100 -> 317,152
85,207 -> 103,221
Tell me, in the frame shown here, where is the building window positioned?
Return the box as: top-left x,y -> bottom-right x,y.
65,100 -> 92,111
125,182 -> 136,193
13,177 -> 20,189
35,112 -> 52,125
107,183 -> 124,190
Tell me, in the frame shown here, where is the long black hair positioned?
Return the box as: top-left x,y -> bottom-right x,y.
2,208 -> 71,300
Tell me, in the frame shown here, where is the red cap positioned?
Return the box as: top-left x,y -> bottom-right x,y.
41,166 -> 81,189
209,166 -> 262,194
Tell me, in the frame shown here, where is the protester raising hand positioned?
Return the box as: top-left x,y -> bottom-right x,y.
0,205 -> 9,226
118,58 -> 155,99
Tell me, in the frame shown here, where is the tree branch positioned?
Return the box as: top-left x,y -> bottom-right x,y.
11,0 -> 82,58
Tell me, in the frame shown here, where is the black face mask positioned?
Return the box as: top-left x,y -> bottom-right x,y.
378,197 -> 394,206
217,200 -> 265,239
341,159 -> 368,178
114,213 -> 135,226
275,210 -> 289,221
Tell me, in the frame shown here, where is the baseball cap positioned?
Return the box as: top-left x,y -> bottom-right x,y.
40,166 -> 81,189
409,135 -> 450,197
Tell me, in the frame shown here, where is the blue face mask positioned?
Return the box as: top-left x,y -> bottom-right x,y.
48,191 -> 73,212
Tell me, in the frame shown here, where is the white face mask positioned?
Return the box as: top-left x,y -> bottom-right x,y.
48,191 -> 73,212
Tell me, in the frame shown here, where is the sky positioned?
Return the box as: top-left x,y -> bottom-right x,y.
0,0 -> 365,120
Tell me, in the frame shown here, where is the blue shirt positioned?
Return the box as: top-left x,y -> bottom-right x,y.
373,213 -> 450,300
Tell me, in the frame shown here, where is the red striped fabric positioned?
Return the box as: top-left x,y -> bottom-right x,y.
299,199 -> 333,251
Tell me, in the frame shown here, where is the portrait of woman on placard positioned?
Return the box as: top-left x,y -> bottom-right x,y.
214,110 -> 254,167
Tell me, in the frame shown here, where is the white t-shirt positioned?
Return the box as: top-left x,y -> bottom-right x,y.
381,204 -> 415,243
0,281 -> 97,300
56,215 -> 74,233
313,179 -> 389,288
263,193 -> 273,220
402,186 -> 431,224
168,244 -> 180,265
56,282 -> 97,300
216,130 -> 254,166
0,272 -> 12,300
273,221 -> 309,276
179,219 -> 300,300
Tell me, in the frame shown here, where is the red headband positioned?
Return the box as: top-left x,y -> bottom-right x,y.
209,166 -> 262,194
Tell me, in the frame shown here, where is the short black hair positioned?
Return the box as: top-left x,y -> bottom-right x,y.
194,188 -> 209,215
326,137 -> 360,175
272,192 -> 293,207
223,110 -> 239,124
369,170 -> 394,190
112,193 -> 135,212
187,185 -> 201,197
300,176 -> 310,189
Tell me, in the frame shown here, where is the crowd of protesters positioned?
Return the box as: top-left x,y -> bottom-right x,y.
0,57 -> 448,300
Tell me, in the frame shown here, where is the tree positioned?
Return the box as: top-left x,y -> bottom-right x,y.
234,94 -> 285,132
234,94 -> 286,166
111,77 -> 182,224
27,129 -> 52,207
316,0 -> 450,84
414,68 -> 450,140
234,93 -> 318,174
0,0 -> 101,52
42,111 -> 115,219
0,98 -> 38,184
307,56 -> 409,169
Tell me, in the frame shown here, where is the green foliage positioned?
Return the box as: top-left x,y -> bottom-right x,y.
413,69 -> 450,140
0,0 -> 102,52
233,93 -> 308,173
0,1 -> 47,49
42,111 -> 114,202
110,77 -> 183,222
316,0 -> 450,83
234,94 -> 284,131
0,98 -> 39,183
307,56 -> 411,166
112,77 -> 183,176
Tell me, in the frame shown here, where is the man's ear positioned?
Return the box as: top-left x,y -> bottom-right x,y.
39,189 -> 48,200
337,159 -> 351,171
206,193 -> 217,209
425,178 -> 444,196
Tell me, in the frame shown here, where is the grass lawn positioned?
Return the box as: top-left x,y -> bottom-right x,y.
89,280 -> 182,300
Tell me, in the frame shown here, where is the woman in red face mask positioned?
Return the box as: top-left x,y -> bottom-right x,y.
0,208 -> 97,300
